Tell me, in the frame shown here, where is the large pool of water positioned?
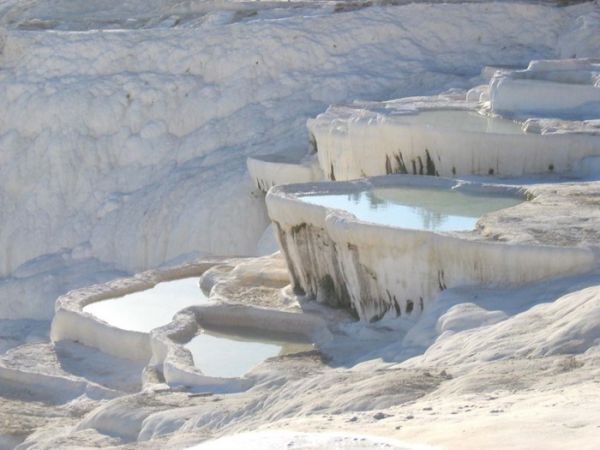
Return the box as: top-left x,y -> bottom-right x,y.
185,326 -> 313,378
83,278 -> 209,332
395,110 -> 525,134
300,186 -> 522,231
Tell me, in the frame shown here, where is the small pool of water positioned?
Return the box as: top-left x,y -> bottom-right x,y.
300,186 -> 522,231
185,326 -> 313,378
395,110 -> 524,134
83,278 -> 209,333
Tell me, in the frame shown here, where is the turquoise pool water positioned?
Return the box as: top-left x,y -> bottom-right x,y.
300,186 -> 521,231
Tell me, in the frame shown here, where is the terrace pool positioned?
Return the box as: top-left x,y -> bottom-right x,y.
300,186 -> 522,231
83,277 -> 209,332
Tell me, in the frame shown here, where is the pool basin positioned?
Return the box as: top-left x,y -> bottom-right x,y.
83,277 -> 208,333
266,176 -> 594,321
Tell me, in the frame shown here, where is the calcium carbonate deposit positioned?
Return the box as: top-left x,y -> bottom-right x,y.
0,0 -> 599,449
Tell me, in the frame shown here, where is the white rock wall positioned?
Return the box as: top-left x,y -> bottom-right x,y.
308,106 -> 600,181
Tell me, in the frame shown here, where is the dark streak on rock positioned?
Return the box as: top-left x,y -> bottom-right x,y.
387,290 -> 401,317
425,149 -> 437,176
319,275 -> 336,301
364,266 -> 378,281
257,178 -> 271,192
274,222 -> 303,294
394,152 -> 408,174
438,270 -> 447,291
308,133 -> 318,154
289,222 -> 355,314
387,152 -> 408,175
291,223 -> 307,235
347,243 -> 385,321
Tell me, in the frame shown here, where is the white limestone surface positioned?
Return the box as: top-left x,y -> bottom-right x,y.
150,301 -> 329,391
308,106 -> 600,180
267,176 -> 595,321
0,342 -> 144,404
247,153 -> 323,193
50,260 -> 224,361
5,256 -> 600,450
189,431 -> 434,450
47,253 -> 328,390
490,58 -> 600,118
1,1 -> 600,448
1,1 -> 599,324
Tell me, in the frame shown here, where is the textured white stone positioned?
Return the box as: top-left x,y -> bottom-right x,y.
267,176 -> 595,321
490,58 -> 600,118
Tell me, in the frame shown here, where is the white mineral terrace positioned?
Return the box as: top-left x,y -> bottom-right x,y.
1,1 -> 600,443
50,261 -> 223,361
490,59 -> 600,118
45,258 -> 326,391
83,277 -> 209,333
267,175 -> 595,322
308,107 -> 600,181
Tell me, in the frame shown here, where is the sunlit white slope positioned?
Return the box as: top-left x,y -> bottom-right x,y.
0,2 -> 598,319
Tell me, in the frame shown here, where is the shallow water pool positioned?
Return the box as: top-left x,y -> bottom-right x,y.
83,277 -> 208,332
395,110 -> 525,134
185,327 -> 313,378
300,186 -> 521,231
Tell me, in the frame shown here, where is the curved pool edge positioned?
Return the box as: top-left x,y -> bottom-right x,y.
247,153 -> 323,193
149,301 -> 331,391
50,258 -> 231,362
266,176 -> 596,321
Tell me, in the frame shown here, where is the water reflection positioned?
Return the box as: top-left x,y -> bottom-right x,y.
84,278 -> 208,333
301,186 -> 521,231
185,326 -> 313,378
